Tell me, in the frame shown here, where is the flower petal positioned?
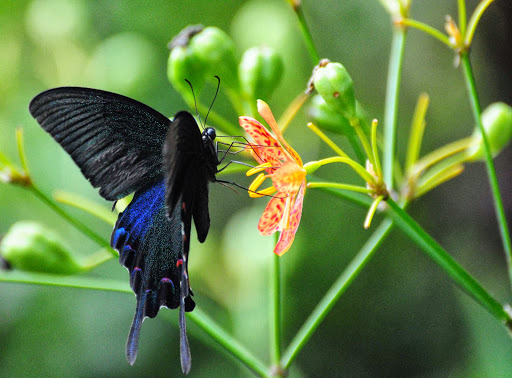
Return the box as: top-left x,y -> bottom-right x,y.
274,182 -> 305,256
257,100 -> 303,166
258,195 -> 286,236
239,116 -> 285,170
271,161 -> 306,194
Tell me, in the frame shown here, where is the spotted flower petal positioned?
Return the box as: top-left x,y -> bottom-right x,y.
274,183 -> 305,256
258,195 -> 286,236
239,116 -> 283,172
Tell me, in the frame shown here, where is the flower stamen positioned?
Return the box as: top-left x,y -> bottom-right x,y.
246,162 -> 273,176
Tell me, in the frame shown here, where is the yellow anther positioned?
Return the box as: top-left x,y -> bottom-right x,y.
246,162 -> 273,176
249,186 -> 276,198
248,173 -> 266,192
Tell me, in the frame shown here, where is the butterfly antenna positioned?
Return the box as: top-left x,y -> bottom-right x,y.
185,79 -> 203,128
204,76 -> 220,127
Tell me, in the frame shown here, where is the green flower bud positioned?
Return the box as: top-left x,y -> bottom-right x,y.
189,26 -> 239,91
239,46 -> 284,101
168,25 -> 207,97
307,94 -> 353,135
313,61 -> 356,120
0,221 -> 84,275
467,102 -> 512,161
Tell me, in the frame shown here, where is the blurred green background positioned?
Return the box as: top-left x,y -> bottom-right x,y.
1,0 -> 512,376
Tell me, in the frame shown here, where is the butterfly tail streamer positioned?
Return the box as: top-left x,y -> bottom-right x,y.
126,290 -> 147,365
179,199 -> 193,374
179,268 -> 192,374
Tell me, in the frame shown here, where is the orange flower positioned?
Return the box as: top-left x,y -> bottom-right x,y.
239,100 -> 306,256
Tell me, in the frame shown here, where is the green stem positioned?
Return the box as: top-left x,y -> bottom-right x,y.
0,271 -> 131,293
188,308 -> 269,377
281,218 -> 395,368
386,198 -> 512,327
28,184 -> 115,255
308,182 -> 373,195
412,136 -> 473,175
0,272 -> 269,376
405,93 -> 429,173
271,252 -> 282,367
310,177 -> 373,208
81,249 -> 114,270
292,2 -> 320,64
351,118 -> 375,167
465,0 -> 495,46
399,19 -> 451,48
460,53 -> 512,287
305,157 -> 376,185
347,132 -> 367,166
54,190 -> 118,226
457,0 -> 467,37
383,26 -> 407,189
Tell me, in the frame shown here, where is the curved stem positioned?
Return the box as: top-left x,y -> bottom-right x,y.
460,53 -> 512,287
398,19 -> 451,48
465,0 -> 495,46
383,26 -> 407,189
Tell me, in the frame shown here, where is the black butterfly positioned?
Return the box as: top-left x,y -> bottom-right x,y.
29,87 -> 222,373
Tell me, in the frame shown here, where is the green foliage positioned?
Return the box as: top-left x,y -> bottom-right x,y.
1,1 -> 512,377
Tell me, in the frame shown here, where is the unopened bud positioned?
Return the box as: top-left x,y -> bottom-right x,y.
313,61 -> 356,120
0,221 -> 84,274
167,25 -> 208,97
307,94 -> 353,135
239,46 -> 284,101
467,102 -> 512,161
168,25 -> 239,95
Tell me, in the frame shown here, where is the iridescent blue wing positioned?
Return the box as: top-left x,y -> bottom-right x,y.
110,180 -> 195,365
29,87 -> 171,200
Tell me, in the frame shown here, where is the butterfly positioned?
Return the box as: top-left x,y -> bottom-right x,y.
29,87 -> 222,374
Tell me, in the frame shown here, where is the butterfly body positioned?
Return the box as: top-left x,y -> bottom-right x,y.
29,87 -> 219,373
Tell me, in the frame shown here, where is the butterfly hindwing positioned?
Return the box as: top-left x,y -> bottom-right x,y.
29,87 -> 171,200
110,180 -> 195,364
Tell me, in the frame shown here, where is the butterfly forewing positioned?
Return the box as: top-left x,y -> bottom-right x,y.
29,87 -> 171,200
